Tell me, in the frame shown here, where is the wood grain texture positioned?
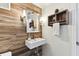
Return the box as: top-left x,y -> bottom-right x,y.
11,3 -> 42,15
0,4 -> 42,55
0,8 -> 19,18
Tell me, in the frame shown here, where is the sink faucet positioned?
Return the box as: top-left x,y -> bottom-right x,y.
31,33 -> 34,39
28,33 -> 31,40
28,33 -> 34,40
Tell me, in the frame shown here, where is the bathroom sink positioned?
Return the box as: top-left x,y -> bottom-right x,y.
25,38 -> 47,49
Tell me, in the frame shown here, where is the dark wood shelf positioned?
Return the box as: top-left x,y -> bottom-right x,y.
48,9 -> 69,26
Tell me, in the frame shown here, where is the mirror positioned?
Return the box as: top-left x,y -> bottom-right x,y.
22,10 -> 40,33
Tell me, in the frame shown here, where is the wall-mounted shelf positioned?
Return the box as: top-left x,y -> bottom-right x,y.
48,9 -> 69,27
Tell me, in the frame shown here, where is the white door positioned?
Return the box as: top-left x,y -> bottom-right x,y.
76,3 -> 79,56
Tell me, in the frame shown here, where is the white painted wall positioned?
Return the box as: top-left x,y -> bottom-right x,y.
0,3 -> 10,10
39,3 -> 76,56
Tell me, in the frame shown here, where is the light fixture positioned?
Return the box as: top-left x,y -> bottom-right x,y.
22,10 -> 26,17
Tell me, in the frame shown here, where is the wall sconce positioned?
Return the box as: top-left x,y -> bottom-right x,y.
20,10 -> 27,24
22,10 -> 26,17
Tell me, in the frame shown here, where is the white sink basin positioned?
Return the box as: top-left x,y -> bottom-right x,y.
25,38 -> 47,49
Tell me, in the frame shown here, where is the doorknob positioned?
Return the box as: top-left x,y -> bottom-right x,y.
76,41 -> 79,46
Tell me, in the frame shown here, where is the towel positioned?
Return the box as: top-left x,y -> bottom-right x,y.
53,23 -> 60,36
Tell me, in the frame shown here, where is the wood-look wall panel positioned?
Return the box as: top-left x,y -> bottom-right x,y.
10,37 -> 27,41
0,14 -> 20,22
11,3 -> 42,15
0,34 -> 13,41
11,40 -> 25,46
0,8 -> 19,18
0,34 -> 13,37
0,28 -> 16,33
0,37 -> 11,41
0,39 -> 12,53
12,46 -> 28,54
0,19 -> 22,25
0,3 -> 42,55
0,23 -> 23,27
0,26 -> 25,33
34,33 -> 42,38
0,40 -> 10,46
11,3 -> 22,12
21,3 -> 42,15
15,27 -> 25,33
0,12 -> 26,54
10,44 -> 25,51
0,47 -> 9,53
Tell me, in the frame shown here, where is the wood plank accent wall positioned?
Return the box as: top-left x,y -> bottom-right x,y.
0,3 -> 42,56
0,8 -> 19,18
0,11 -> 27,54
11,3 -> 42,15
